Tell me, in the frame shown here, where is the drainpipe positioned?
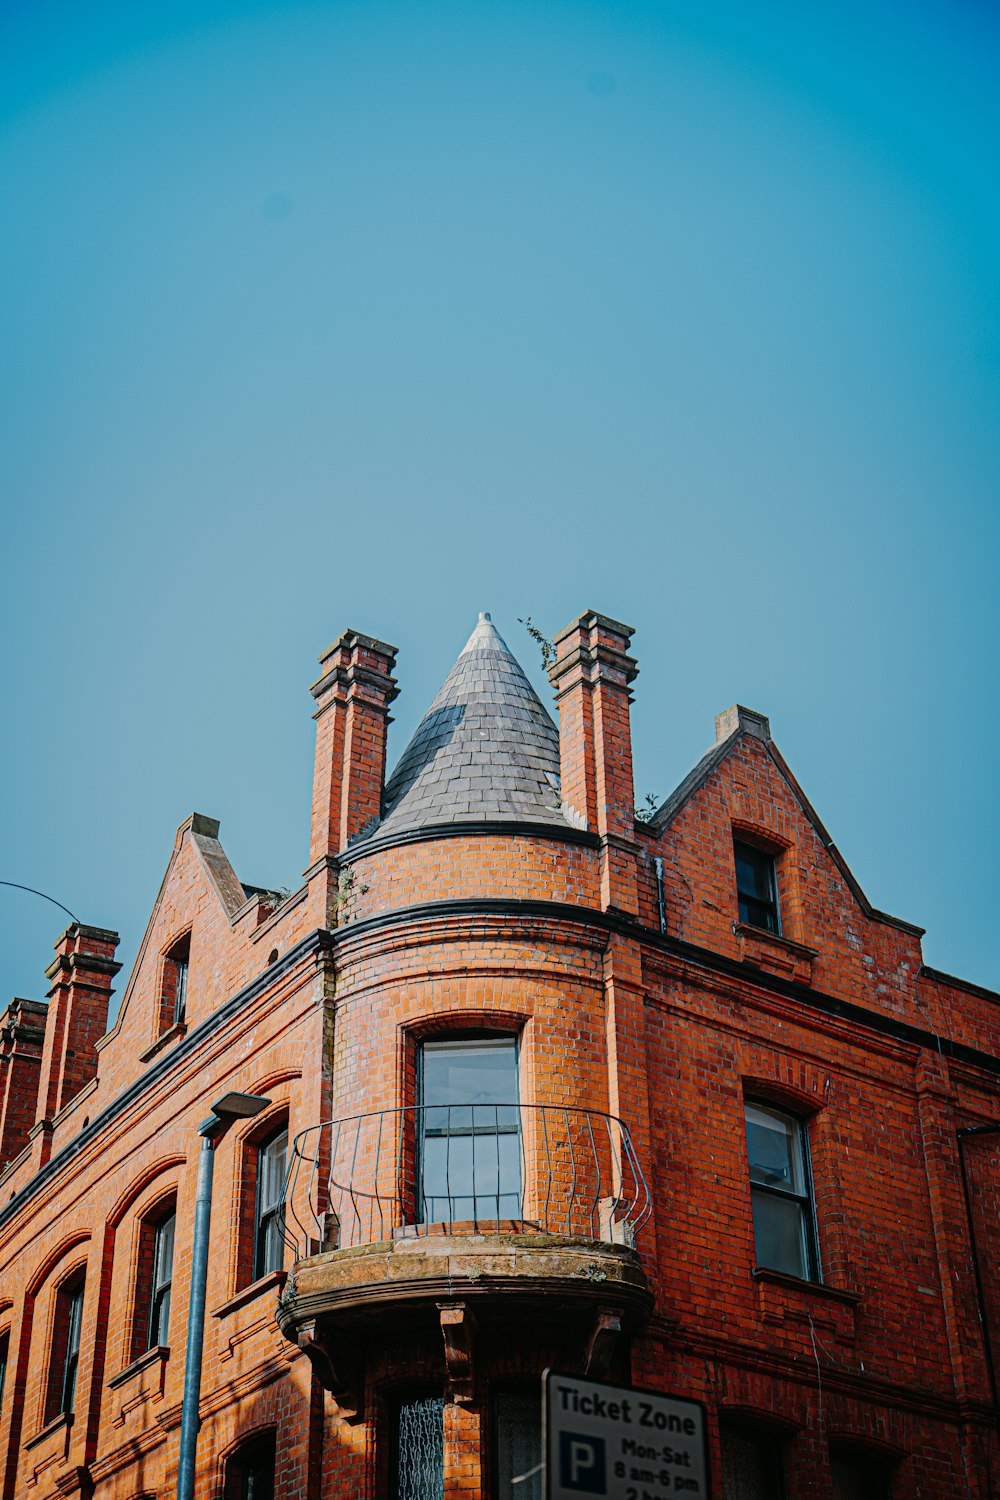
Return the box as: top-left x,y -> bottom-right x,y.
176,1092 -> 271,1500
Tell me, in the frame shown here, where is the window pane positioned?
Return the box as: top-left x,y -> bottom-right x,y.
745,1106 -> 806,1194
419,1041 -> 521,1225
495,1391 -> 542,1500
259,1130 -> 288,1212
751,1189 -> 809,1278
255,1129 -> 289,1278
153,1212 -> 175,1289
174,958 -> 188,1022
721,1426 -> 785,1500
395,1395 -> 444,1500
226,1433 -> 276,1500
0,1334 -> 7,1415
422,1040 -> 518,1108
734,843 -> 780,933
734,845 -> 772,902
61,1284 -> 84,1414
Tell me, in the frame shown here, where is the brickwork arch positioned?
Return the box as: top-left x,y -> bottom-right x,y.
106,1152 -> 186,1230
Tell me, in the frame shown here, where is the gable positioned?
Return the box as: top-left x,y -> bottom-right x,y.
649,707 -> 925,1010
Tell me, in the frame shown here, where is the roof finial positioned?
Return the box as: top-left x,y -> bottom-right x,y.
479,611 -> 491,623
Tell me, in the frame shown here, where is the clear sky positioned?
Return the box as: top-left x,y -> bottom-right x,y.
2,0 -> 998,1014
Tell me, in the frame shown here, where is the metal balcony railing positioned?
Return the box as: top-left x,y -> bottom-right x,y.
281,1104 -> 652,1258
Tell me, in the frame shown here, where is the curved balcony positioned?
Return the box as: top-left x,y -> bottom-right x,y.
276,1105 -> 654,1415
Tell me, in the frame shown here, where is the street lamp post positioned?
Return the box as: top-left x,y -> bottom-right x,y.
176,1091 -> 271,1500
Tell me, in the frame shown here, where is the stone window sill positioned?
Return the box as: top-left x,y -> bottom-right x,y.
735,923 -> 817,985
108,1344 -> 170,1390
25,1411 -> 73,1450
212,1268 -> 286,1320
139,1022 -> 187,1064
752,1266 -> 860,1343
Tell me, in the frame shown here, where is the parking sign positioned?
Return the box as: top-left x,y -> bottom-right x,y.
543,1371 -> 708,1500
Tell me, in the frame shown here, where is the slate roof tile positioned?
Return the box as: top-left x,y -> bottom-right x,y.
355,613 -> 570,842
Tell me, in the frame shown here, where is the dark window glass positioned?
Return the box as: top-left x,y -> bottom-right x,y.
394,1394 -> 444,1500
745,1102 -> 818,1281
163,934 -> 191,1029
225,1431 -> 276,1500
720,1424 -> 786,1499
60,1280 -> 85,1416
495,1390 -> 542,1500
734,841 -> 780,934
419,1039 -> 521,1225
172,955 -> 188,1024
0,1333 -> 8,1416
254,1127 -> 288,1280
148,1210 -> 175,1347
831,1452 -> 890,1500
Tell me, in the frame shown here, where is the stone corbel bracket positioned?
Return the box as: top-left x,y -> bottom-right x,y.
297,1320 -> 363,1424
438,1300 -> 476,1403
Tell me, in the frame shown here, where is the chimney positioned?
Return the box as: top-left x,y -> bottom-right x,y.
715,704 -> 771,744
308,630 -> 399,865
549,611 -> 639,914
0,998 -> 48,1169
35,925 -> 120,1157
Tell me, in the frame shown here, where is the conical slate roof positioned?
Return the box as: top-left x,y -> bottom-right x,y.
361,613 -> 569,843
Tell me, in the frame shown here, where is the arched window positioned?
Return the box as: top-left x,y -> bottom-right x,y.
744,1100 -> 819,1281
224,1429 -> 276,1500
46,1270 -> 85,1421
148,1208 -> 175,1347
129,1196 -> 177,1359
830,1447 -> 892,1500
0,1330 -> 8,1416
160,933 -> 191,1032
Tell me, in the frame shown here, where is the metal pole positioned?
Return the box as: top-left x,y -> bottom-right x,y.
177,1128 -> 217,1500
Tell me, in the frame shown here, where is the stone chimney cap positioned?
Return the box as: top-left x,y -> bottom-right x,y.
715,705 -> 771,744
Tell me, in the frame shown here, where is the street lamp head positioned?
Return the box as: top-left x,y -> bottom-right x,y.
198,1092 -> 272,1139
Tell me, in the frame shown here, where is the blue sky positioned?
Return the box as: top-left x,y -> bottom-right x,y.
2,0 -> 998,1010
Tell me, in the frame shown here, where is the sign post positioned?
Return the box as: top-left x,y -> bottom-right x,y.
543,1371 -> 708,1500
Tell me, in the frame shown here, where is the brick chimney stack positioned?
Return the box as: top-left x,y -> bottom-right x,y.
308,630 -> 399,865
34,924 -> 120,1160
548,611 -> 639,914
0,998 -> 48,1169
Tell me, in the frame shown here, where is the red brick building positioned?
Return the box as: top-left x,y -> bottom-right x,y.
0,610 -> 998,1500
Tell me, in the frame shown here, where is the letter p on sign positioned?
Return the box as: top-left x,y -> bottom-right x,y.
558,1432 -> 607,1493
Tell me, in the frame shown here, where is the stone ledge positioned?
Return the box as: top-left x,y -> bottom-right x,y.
277,1231 -> 652,1338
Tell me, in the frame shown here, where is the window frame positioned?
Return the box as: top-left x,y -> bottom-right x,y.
160,932 -> 191,1032
223,1427 -> 277,1500
733,839 -> 781,935
390,1390 -> 445,1500
0,1329 -> 8,1418
493,1385 -> 543,1500
744,1098 -> 820,1282
253,1124 -> 289,1282
718,1417 -> 788,1500
147,1207 -> 176,1350
46,1271 -> 86,1422
416,1034 -> 522,1227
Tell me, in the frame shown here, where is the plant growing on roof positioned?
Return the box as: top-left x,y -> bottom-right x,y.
634,792 -> 660,824
517,616 -> 556,671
